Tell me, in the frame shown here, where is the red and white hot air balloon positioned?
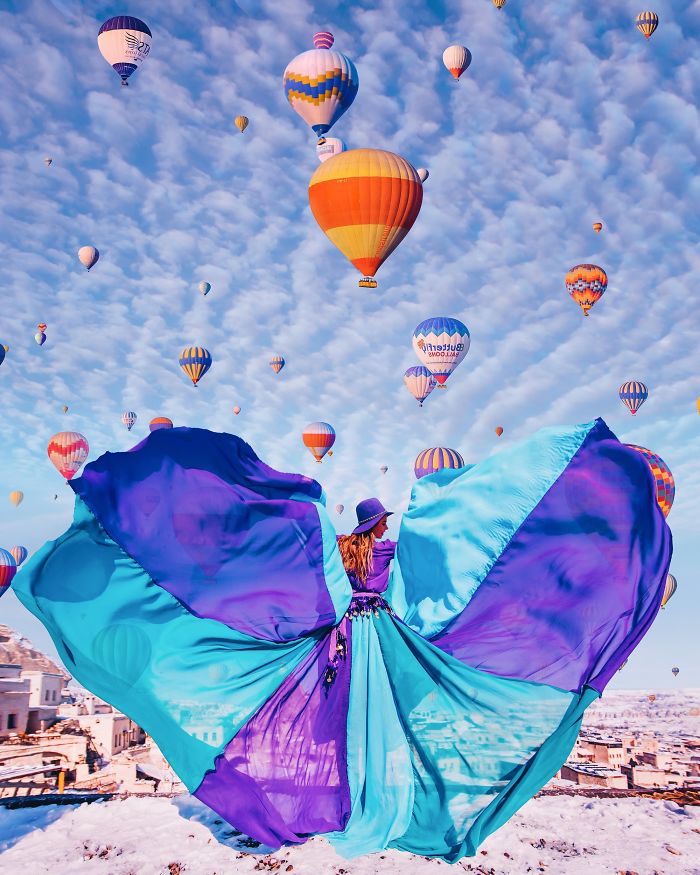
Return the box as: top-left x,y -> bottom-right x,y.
302,421 -> 336,462
442,44 -> 472,80
47,431 -> 89,480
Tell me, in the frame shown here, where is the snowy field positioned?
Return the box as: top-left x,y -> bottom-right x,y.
1,690 -> 699,874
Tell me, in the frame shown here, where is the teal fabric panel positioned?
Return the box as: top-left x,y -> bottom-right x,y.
12,497 -> 318,792
386,421 -> 594,637
364,613 -> 577,861
327,614 -> 414,856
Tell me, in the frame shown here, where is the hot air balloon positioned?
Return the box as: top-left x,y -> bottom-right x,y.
626,444 -> 675,518
308,149 -> 423,288
62,405 -> 69,414
98,16 -> 152,86
283,33 -> 358,140
44,157 -> 53,167
495,426 -> 504,437
35,322 -> 47,345
412,317 -> 470,387
403,366 -> 437,407
10,546 -> 28,567
302,422 -> 335,462
565,263 -> 608,316
335,504 -> 344,514
648,694 -> 656,702
414,447 -> 465,479
179,347 -> 212,387
9,491 -> 23,507
417,168 -> 429,183
493,0 -> 507,8
270,355 -> 285,374
0,548 -> 17,594
233,406 -> 241,415
149,417 -> 173,432
380,465 -> 388,475
78,246 -> 99,271
636,11 -> 659,38
198,281 -> 211,296
442,45 -> 472,80
672,666 -> 679,677
121,411 -> 137,431
47,432 -> 89,480
317,137 -> 347,163
593,222 -> 603,233
619,381 -> 649,415
661,573 -> 677,608
234,115 -> 249,133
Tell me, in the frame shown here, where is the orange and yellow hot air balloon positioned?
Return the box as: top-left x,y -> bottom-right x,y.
308,149 -> 423,288
592,222 -> 603,233
565,263 -> 608,316
495,426 -> 504,437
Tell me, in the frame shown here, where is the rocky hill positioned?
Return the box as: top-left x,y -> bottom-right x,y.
0,624 -> 70,680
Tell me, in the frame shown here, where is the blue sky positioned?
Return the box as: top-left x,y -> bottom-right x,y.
0,0 -> 698,690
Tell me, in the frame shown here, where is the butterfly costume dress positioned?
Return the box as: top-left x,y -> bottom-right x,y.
13,418 -> 671,862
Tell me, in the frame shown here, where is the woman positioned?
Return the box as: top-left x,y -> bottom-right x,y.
12,420 -> 671,862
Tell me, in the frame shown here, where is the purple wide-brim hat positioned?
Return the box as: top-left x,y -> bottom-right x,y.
352,497 -> 393,535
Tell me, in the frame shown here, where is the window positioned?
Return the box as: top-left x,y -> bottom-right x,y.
45,690 -> 50,702
52,690 -> 56,702
8,714 -> 17,729
211,731 -> 217,742
203,732 -> 209,742
114,735 -> 118,747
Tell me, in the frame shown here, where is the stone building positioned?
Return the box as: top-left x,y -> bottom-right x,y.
0,664 -> 30,739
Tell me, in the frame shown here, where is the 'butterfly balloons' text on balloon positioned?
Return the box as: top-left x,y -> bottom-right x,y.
412,317 -> 470,387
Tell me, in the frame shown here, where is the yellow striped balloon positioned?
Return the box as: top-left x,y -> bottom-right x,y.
9,490 -> 24,507
308,149 -> 423,287
492,0 -> 507,8
636,11 -> 659,39
179,346 -> 212,387
414,447 -> 465,479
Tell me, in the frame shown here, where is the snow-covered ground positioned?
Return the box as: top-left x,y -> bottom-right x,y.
1,793 -> 698,875
1,690 -> 699,874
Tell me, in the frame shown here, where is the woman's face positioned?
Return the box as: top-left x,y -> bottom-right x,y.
371,515 -> 389,538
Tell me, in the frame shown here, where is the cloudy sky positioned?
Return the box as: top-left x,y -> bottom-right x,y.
1,0 -> 698,689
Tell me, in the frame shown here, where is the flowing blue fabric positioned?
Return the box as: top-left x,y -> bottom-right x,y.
12,421 -> 671,862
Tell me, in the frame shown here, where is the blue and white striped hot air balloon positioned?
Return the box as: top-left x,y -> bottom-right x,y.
403,366 -> 437,406
283,33 -> 358,140
270,355 -> 285,374
10,546 -> 28,567
619,381 -> 649,415
414,447 -> 465,479
412,317 -> 470,388
121,411 -> 138,431
98,16 -> 152,87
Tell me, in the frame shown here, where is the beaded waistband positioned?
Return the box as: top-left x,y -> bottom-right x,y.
345,592 -> 393,620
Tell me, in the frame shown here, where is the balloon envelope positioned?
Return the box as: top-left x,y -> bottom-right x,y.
380,465 -> 388,474
417,168 -> 429,182
442,44 -> 472,79
593,222 -> 603,233
9,491 -> 23,507
619,381 -> 648,415
122,411 -> 137,431
626,443 -> 675,517
308,149 -> 423,285
302,421 -> 335,462
414,447 -> 465,479
565,264 -> 607,316
44,157 -> 53,166
270,355 -> 285,374
661,573 -> 677,608
98,15 -> 152,85
495,426 -> 504,437
78,246 -> 100,271
10,546 -> 28,566
47,431 -> 89,480
198,281 -> 211,296
335,504 -> 344,514
233,406 -> 241,415
283,35 -> 358,138
317,137 -> 347,163
149,417 -> 173,432
35,332 -> 46,346
672,666 -> 679,676
412,317 -> 470,386
179,347 -> 212,387
403,366 -> 437,406
234,115 -> 249,133
636,11 -> 659,38
0,548 -> 17,593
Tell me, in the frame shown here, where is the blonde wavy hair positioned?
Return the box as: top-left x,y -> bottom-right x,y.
337,531 -> 375,585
